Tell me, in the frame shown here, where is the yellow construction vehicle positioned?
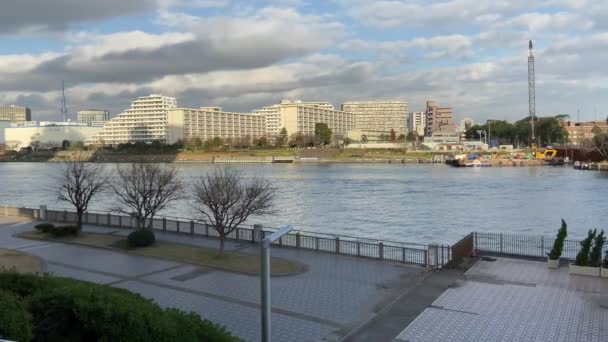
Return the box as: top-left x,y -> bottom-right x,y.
535,148 -> 558,159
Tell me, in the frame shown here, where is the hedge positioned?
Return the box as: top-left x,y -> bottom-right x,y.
127,229 -> 156,248
0,289 -> 32,342
0,272 -> 239,342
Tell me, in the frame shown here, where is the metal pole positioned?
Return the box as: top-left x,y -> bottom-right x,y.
259,225 -> 293,342
261,240 -> 271,342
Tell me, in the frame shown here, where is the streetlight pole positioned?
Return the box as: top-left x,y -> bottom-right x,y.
261,225 -> 293,342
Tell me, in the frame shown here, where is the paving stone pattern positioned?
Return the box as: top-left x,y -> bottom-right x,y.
396,257 -> 608,342
0,217 -> 423,342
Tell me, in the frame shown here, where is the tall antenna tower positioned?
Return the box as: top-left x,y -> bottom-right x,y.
528,40 -> 536,144
61,80 -> 68,122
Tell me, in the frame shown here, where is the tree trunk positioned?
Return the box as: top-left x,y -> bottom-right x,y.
219,236 -> 225,254
76,209 -> 83,235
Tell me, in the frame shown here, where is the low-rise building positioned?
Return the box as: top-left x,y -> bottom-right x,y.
77,110 -> 110,126
0,120 -> 11,145
5,123 -> 101,151
564,120 -> 608,146
0,105 -> 31,125
341,101 -> 408,136
166,107 -> 266,144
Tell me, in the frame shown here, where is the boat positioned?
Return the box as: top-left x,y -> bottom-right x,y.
464,159 -> 491,167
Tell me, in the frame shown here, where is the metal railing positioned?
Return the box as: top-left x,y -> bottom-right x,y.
2,205 -> 450,268
473,231 -> 607,260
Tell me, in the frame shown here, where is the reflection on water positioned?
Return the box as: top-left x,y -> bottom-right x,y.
0,162 -> 606,244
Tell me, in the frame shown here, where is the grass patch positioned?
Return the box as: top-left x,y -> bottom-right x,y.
19,231 -> 305,276
0,249 -> 44,274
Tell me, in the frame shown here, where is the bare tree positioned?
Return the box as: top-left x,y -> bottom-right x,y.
192,167 -> 276,253
56,154 -> 108,233
110,162 -> 184,230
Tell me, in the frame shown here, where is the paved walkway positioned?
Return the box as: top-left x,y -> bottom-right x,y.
396,257 -> 608,342
0,216 -> 424,342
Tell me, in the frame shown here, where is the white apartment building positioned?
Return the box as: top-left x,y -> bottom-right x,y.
253,100 -> 335,137
166,107 -> 266,144
254,100 -> 354,138
409,112 -> 426,136
77,110 -> 110,126
89,94 -> 177,145
341,101 -> 408,136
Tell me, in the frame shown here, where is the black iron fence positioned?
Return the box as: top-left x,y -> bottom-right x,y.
2,205 -> 452,268
473,231 -> 606,260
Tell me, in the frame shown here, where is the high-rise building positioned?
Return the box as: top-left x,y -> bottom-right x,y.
253,100 -> 335,137
425,100 -> 454,136
408,112 -> 426,136
89,94 -> 177,145
166,107 -> 266,144
0,105 -> 31,125
341,101 -> 408,136
77,110 -> 110,126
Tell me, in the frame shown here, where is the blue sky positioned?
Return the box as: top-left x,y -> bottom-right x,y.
1,0 -> 607,123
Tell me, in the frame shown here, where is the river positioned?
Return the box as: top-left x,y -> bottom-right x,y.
1,162 -> 606,244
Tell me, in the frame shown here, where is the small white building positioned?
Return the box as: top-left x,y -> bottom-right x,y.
0,120 -> 12,145
4,124 -> 102,151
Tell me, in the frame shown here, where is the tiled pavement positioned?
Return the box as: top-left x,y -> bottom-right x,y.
0,216 -> 424,342
396,257 -> 608,342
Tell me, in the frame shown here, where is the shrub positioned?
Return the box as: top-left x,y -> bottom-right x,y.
0,272 -> 238,342
603,250 -> 608,268
34,223 -> 54,233
575,229 -> 596,266
49,225 -> 78,237
127,229 -> 156,248
0,289 -> 33,342
589,230 -> 605,267
548,219 -> 568,260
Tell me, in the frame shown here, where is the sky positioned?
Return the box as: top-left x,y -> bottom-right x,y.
0,0 -> 607,123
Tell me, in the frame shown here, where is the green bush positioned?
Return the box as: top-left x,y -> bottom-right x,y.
128,229 -> 156,248
575,229 -> 596,266
0,272 -> 239,342
590,230 -> 605,267
34,223 -> 54,233
0,289 -> 33,342
547,219 -> 568,260
49,225 -> 78,237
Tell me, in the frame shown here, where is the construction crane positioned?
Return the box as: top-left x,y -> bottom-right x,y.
528,40 -> 536,153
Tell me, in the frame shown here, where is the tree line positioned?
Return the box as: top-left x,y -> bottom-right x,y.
465,115 -> 569,147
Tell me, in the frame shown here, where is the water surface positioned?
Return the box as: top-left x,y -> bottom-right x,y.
1,162 -> 606,244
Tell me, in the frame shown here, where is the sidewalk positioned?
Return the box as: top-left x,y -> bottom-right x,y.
0,216 -> 425,342
395,257 -> 608,342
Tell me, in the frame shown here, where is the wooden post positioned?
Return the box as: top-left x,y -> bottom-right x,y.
190,221 -> 194,234
379,242 -> 384,260
357,241 -> 361,257
315,236 -> 319,251
335,237 -> 340,254
162,217 -> 166,231
296,233 -> 301,248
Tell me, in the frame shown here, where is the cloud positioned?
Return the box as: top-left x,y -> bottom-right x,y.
0,0 -> 156,34
0,8 -> 343,92
340,35 -> 474,60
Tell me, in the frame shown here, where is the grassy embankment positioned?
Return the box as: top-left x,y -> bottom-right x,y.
19,230 -> 305,276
